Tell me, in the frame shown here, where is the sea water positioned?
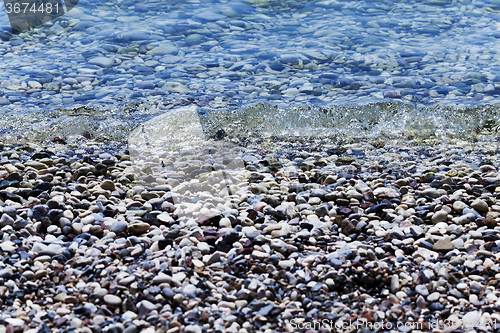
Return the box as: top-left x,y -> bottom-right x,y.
0,0 -> 500,143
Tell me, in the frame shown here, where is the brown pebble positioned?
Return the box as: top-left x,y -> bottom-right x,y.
89,225 -> 104,238
127,222 -> 150,235
340,218 -> 357,235
51,137 -> 67,144
82,131 -> 93,139
483,216 -> 497,229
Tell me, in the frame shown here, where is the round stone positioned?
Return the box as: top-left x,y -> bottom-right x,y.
101,180 -> 115,191
104,295 -> 122,306
111,220 -> 128,234
427,292 -> 440,302
183,284 -> 197,298
431,210 -> 447,224
453,201 -> 467,213
471,199 -> 488,213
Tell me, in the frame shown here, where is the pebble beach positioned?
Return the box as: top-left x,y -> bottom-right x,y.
1,0 -> 500,332
0,134 -> 499,332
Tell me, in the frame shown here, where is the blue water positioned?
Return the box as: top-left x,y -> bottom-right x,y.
1,0 -> 500,142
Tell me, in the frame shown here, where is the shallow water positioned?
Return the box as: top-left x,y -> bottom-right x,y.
1,0 -> 500,142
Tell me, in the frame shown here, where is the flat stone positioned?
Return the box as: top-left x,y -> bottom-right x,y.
449,288 -> 465,298
157,212 -> 173,223
242,226 -> 261,238
28,81 -> 42,89
257,304 -> 274,316
32,242 -> 62,255
93,288 -> 108,298
197,242 -> 210,254
410,226 -> 424,238
462,311 -> 481,328
138,300 -> 156,316
433,237 -> 454,252
208,251 -> 221,264
427,292 -> 440,302
416,295 -> 426,309
159,56 -> 183,64
25,161 -> 47,169
162,82 -> 188,93
415,284 -> 429,296
172,272 -> 186,284
81,215 -> 95,225
422,188 -> 439,198
5,318 -> 24,327
119,275 -> 135,286
278,259 -> 294,269
148,43 -> 178,55
471,281 -> 484,292
252,250 -> 270,259
128,222 -> 150,235
34,269 -> 48,279
152,273 -> 171,284
104,294 -> 122,306
89,57 -> 115,68
185,325 -> 202,333
451,238 -> 464,248
194,11 -> 226,22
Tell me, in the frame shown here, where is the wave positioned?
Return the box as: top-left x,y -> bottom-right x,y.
200,102 -> 500,142
1,101 -> 500,145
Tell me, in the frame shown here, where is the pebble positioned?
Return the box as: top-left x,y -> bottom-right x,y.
28,81 -> 42,89
185,326 -> 202,333
453,201 -> 467,213
183,284 -> 197,298
103,295 -> 122,306
110,220 -> 128,234
471,199 -> 488,213
197,242 -> 210,254
390,274 -> 400,293
427,292 -> 440,302
101,180 -> 116,191
415,285 -> 429,296
127,222 -> 150,234
431,210 -> 448,224
88,57 -> 115,68
463,311 -> 481,328
416,295 -> 426,309
138,300 -> 156,315
433,237 -> 454,252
